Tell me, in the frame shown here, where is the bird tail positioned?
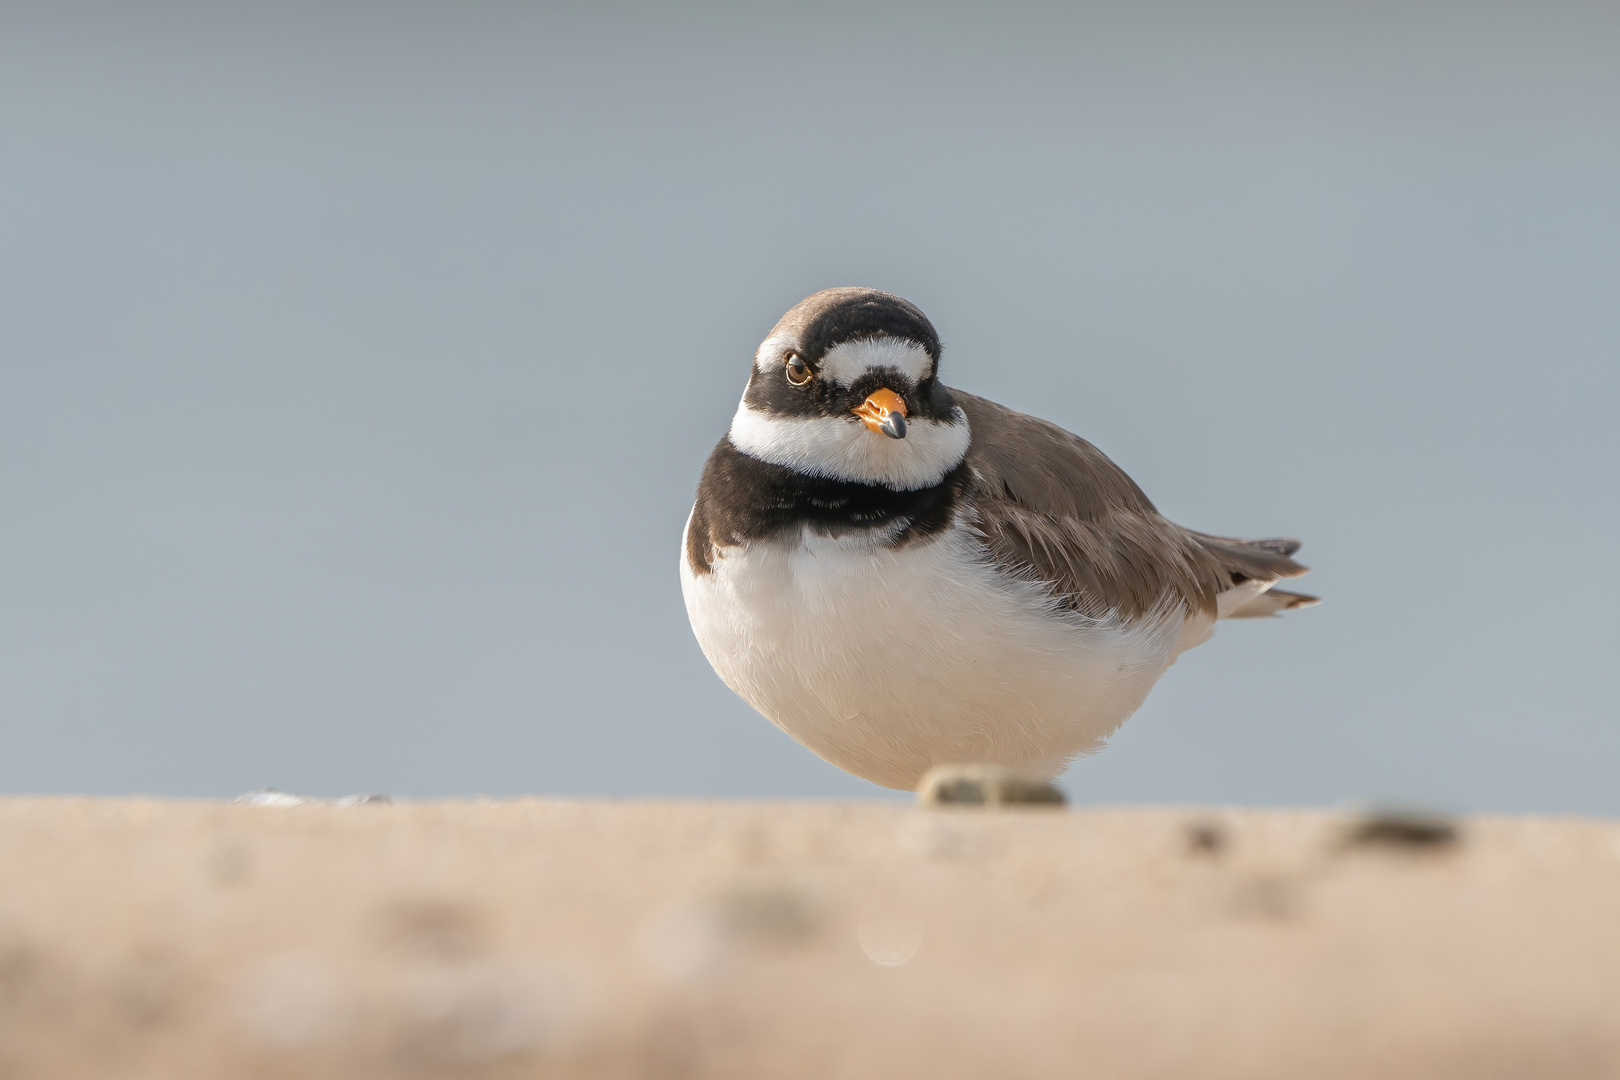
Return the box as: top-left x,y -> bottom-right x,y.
1224,587 -> 1321,619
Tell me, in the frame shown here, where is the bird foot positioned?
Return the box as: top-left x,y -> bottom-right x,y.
916,764 -> 1066,809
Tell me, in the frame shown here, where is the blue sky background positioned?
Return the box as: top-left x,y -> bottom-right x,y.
3,1 -> 1617,810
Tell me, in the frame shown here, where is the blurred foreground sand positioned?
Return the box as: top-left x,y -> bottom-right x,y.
1,798 -> 1617,1078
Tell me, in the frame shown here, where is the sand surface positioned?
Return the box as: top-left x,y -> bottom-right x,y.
1,797 -> 1618,1078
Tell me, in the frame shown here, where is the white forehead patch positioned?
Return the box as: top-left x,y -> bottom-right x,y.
753,336 -> 795,375
818,336 -> 934,387
727,403 -> 970,491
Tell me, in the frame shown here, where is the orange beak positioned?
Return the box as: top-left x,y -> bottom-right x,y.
852,388 -> 909,439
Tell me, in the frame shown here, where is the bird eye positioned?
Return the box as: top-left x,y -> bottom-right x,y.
784,353 -> 812,386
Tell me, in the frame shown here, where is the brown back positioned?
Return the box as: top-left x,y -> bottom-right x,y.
954,391 -> 1307,620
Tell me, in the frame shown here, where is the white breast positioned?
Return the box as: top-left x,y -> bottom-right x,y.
680,510 -> 1194,790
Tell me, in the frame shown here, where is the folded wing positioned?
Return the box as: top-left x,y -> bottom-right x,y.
951,390 -> 1315,621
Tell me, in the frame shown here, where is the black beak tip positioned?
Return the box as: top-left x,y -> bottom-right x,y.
881,413 -> 907,439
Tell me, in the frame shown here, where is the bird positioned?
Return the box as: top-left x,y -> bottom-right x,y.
680,287 -> 1317,793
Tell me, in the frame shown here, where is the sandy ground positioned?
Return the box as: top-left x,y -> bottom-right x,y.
1,797 -> 1618,1079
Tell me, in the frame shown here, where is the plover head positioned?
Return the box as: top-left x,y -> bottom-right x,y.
727,287 -> 970,491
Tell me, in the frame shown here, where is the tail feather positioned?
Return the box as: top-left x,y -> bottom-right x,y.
1242,537 -> 1303,557
1189,531 -> 1310,583
1225,587 -> 1321,619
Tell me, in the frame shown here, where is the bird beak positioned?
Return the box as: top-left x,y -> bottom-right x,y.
853,388 -> 908,440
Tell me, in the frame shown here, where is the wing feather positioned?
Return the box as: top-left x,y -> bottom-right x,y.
952,390 -> 1312,620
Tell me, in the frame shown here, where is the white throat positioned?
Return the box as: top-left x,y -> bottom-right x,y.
727,403 -> 970,490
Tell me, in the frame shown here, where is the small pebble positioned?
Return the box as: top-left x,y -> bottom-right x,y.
1338,806 -> 1461,851
232,788 -> 393,807
1185,820 -> 1227,856
717,884 -> 819,944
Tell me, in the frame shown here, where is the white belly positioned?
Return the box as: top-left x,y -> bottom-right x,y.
680,511 -> 1197,790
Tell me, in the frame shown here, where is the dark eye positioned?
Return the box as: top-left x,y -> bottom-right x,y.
784,352 -> 812,386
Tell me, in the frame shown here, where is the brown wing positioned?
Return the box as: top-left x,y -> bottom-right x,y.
951,390 -> 1309,620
